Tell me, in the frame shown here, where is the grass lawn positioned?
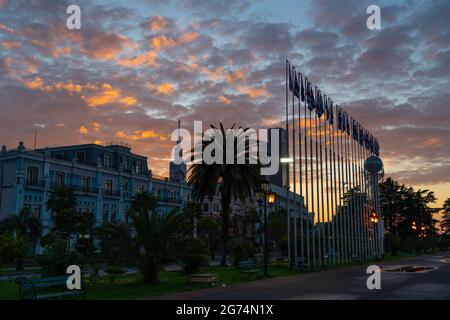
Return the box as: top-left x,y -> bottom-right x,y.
0,264 -> 297,300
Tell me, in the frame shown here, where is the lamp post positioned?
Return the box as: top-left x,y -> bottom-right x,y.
256,179 -> 275,277
369,209 -> 379,224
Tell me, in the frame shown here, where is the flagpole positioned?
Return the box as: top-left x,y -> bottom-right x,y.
304,78 -> 311,268
346,119 -> 354,259
298,76 -> 304,262
319,110 -> 326,265
330,104 -> 339,264
352,126 -> 360,258
324,98 -> 332,265
285,60 -> 292,268
360,131 -> 368,260
309,95 -> 316,268
314,87 -> 322,266
339,113 -> 349,263
292,70 -> 298,267
348,118 -> 356,261
332,107 -> 341,264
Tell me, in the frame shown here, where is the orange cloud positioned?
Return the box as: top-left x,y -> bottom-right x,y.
218,95 -> 231,105
118,51 -> 158,67
236,85 -> 269,98
150,16 -> 168,32
79,126 -> 88,134
51,46 -> 71,58
424,137 -> 443,146
202,66 -> 224,81
82,83 -> 137,107
22,77 -> 44,90
225,69 -> 245,83
54,81 -> 82,93
115,130 -> 167,141
146,82 -> 175,96
81,33 -> 134,61
179,32 -> 199,43
1,40 -> 21,49
151,35 -> 176,51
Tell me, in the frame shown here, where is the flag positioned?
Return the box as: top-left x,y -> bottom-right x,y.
352,119 -> 358,141
316,89 -> 324,118
306,78 -> 315,111
337,106 -> 343,130
300,73 -> 305,102
293,70 -> 300,99
359,125 -> 364,145
345,112 -> 350,135
288,63 -> 293,92
329,100 -> 334,125
324,95 -> 329,120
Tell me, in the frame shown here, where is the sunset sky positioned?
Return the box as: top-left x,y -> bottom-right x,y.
0,0 -> 449,208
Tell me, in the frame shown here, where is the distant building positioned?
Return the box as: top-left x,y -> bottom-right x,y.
0,142 -> 191,234
0,140 -> 306,253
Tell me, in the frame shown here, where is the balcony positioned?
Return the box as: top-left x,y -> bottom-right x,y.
157,197 -> 182,204
71,185 -> 99,194
25,180 -> 46,189
103,190 -> 120,198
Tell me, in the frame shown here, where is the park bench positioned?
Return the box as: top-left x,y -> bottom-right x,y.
238,260 -> 262,277
15,275 -> 85,300
295,257 -> 308,270
188,274 -> 219,286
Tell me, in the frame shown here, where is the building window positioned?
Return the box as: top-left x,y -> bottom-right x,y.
156,188 -> 160,199
54,153 -> 64,160
55,172 -> 65,187
103,212 -> 109,223
203,203 -> 209,213
81,177 -> 90,192
26,166 -> 39,186
136,161 -> 142,174
123,181 -> 129,191
76,151 -> 86,164
105,180 -> 113,195
103,154 -> 112,168
31,207 -> 41,220
138,185 -> 144,193
122,157 -> 129,171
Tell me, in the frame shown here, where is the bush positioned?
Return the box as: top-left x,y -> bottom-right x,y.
177,238 -> 209,274
37,239 -> 84,276
229,239 -> 255,267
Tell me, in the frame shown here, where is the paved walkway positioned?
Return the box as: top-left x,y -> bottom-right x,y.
154,252 -> 450,300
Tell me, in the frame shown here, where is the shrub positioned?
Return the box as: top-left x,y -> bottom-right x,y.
37,239 -> 84,276
177,238 -> 209,274
229,239 -> 255,267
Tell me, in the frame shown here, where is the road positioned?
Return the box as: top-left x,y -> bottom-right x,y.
156,252 -> 450,300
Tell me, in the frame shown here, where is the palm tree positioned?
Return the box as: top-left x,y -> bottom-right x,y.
46,185 -> 77,216
0,207 -> 42,270
97,192 -> 184,284
187,123 -> 261,266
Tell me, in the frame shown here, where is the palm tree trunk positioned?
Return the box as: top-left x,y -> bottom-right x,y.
220,192 -> 231,267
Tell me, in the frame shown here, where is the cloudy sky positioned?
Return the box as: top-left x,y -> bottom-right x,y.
0,0 -> 449,206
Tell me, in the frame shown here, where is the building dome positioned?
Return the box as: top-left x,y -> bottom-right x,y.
364,155 -> 383,173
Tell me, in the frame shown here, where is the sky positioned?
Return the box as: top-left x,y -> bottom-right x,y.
0,0 -> 449,208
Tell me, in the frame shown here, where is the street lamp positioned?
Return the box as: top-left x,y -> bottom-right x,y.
255,179 -> 274,277
411,221 -> 417,230
369,209 -> 378,224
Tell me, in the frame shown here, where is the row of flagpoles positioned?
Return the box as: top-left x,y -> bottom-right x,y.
285,59 -> 383,268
